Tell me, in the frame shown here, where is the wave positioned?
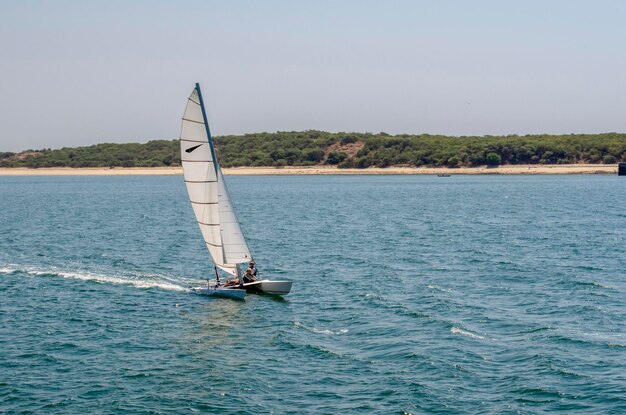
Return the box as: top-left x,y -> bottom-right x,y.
571,280 -> 614,290
360,292 -> 430,320
512,386 -> 564,403
519,326 -> 553,335
364,292 -> 385,301
272,333 -> 358,362
550,365 -> 587,379
543,331 -> 626,349
0,265 -> 189,292
450,326 -> 485,340
426,284 -> 453,293
293,321 -> 349,336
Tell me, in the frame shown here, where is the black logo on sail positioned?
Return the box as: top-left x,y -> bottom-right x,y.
185,144 -> 202,153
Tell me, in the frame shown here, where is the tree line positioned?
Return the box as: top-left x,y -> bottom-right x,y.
1,131 -> 625,168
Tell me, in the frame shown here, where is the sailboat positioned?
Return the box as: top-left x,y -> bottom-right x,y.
181,83 -> 292,298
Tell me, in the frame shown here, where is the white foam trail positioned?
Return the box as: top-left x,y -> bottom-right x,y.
1,265 -> 188,292
51,270 -> 189,292
451,327 -> 485,339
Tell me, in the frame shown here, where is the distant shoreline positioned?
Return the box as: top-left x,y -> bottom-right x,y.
0,164 -> 617,176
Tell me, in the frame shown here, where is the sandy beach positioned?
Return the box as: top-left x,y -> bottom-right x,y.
0,164 -> 617,176
0,167 -> 184,176
223,164 -> 618,175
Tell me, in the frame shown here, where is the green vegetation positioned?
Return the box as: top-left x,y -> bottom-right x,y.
0,140 -> 179,168
348,133 -> 626,168
326,151 -> 348,165
485,152 -> 502,166
2,132 -> 625,168
214,131 -> 335,167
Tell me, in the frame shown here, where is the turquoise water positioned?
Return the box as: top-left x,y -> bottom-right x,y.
1,175 -> 625,414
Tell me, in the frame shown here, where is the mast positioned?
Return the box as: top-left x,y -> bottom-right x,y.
195,83 -> 219,175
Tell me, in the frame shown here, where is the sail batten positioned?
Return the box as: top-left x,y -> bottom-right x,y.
180,83 -> 252,277
181,139 -> 208,143
182,117 -> 204,123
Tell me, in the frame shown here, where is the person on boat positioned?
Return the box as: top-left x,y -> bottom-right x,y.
223,278 -> 239,287
243,268 -> 256,283
248,261 -> 257,277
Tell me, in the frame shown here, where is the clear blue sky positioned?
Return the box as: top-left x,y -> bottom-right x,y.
1,0 -> 625,151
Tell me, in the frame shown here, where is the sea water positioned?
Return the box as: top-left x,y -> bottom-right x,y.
1,175 -> 625,414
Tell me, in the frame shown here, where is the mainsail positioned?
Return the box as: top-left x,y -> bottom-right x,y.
180,83 -> 252,276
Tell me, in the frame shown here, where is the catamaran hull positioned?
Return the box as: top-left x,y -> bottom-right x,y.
240,280 -> 293,295
192,287 -> 246,300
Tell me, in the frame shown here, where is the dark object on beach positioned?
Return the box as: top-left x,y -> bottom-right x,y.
437,173 -> 451,177
618,163 -> 626,176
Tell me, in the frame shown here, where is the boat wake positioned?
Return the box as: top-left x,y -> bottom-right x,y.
0,265 -> 190,292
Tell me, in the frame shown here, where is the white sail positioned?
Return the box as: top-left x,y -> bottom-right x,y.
217,168 -> 252,264
180,84 -> 251,277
